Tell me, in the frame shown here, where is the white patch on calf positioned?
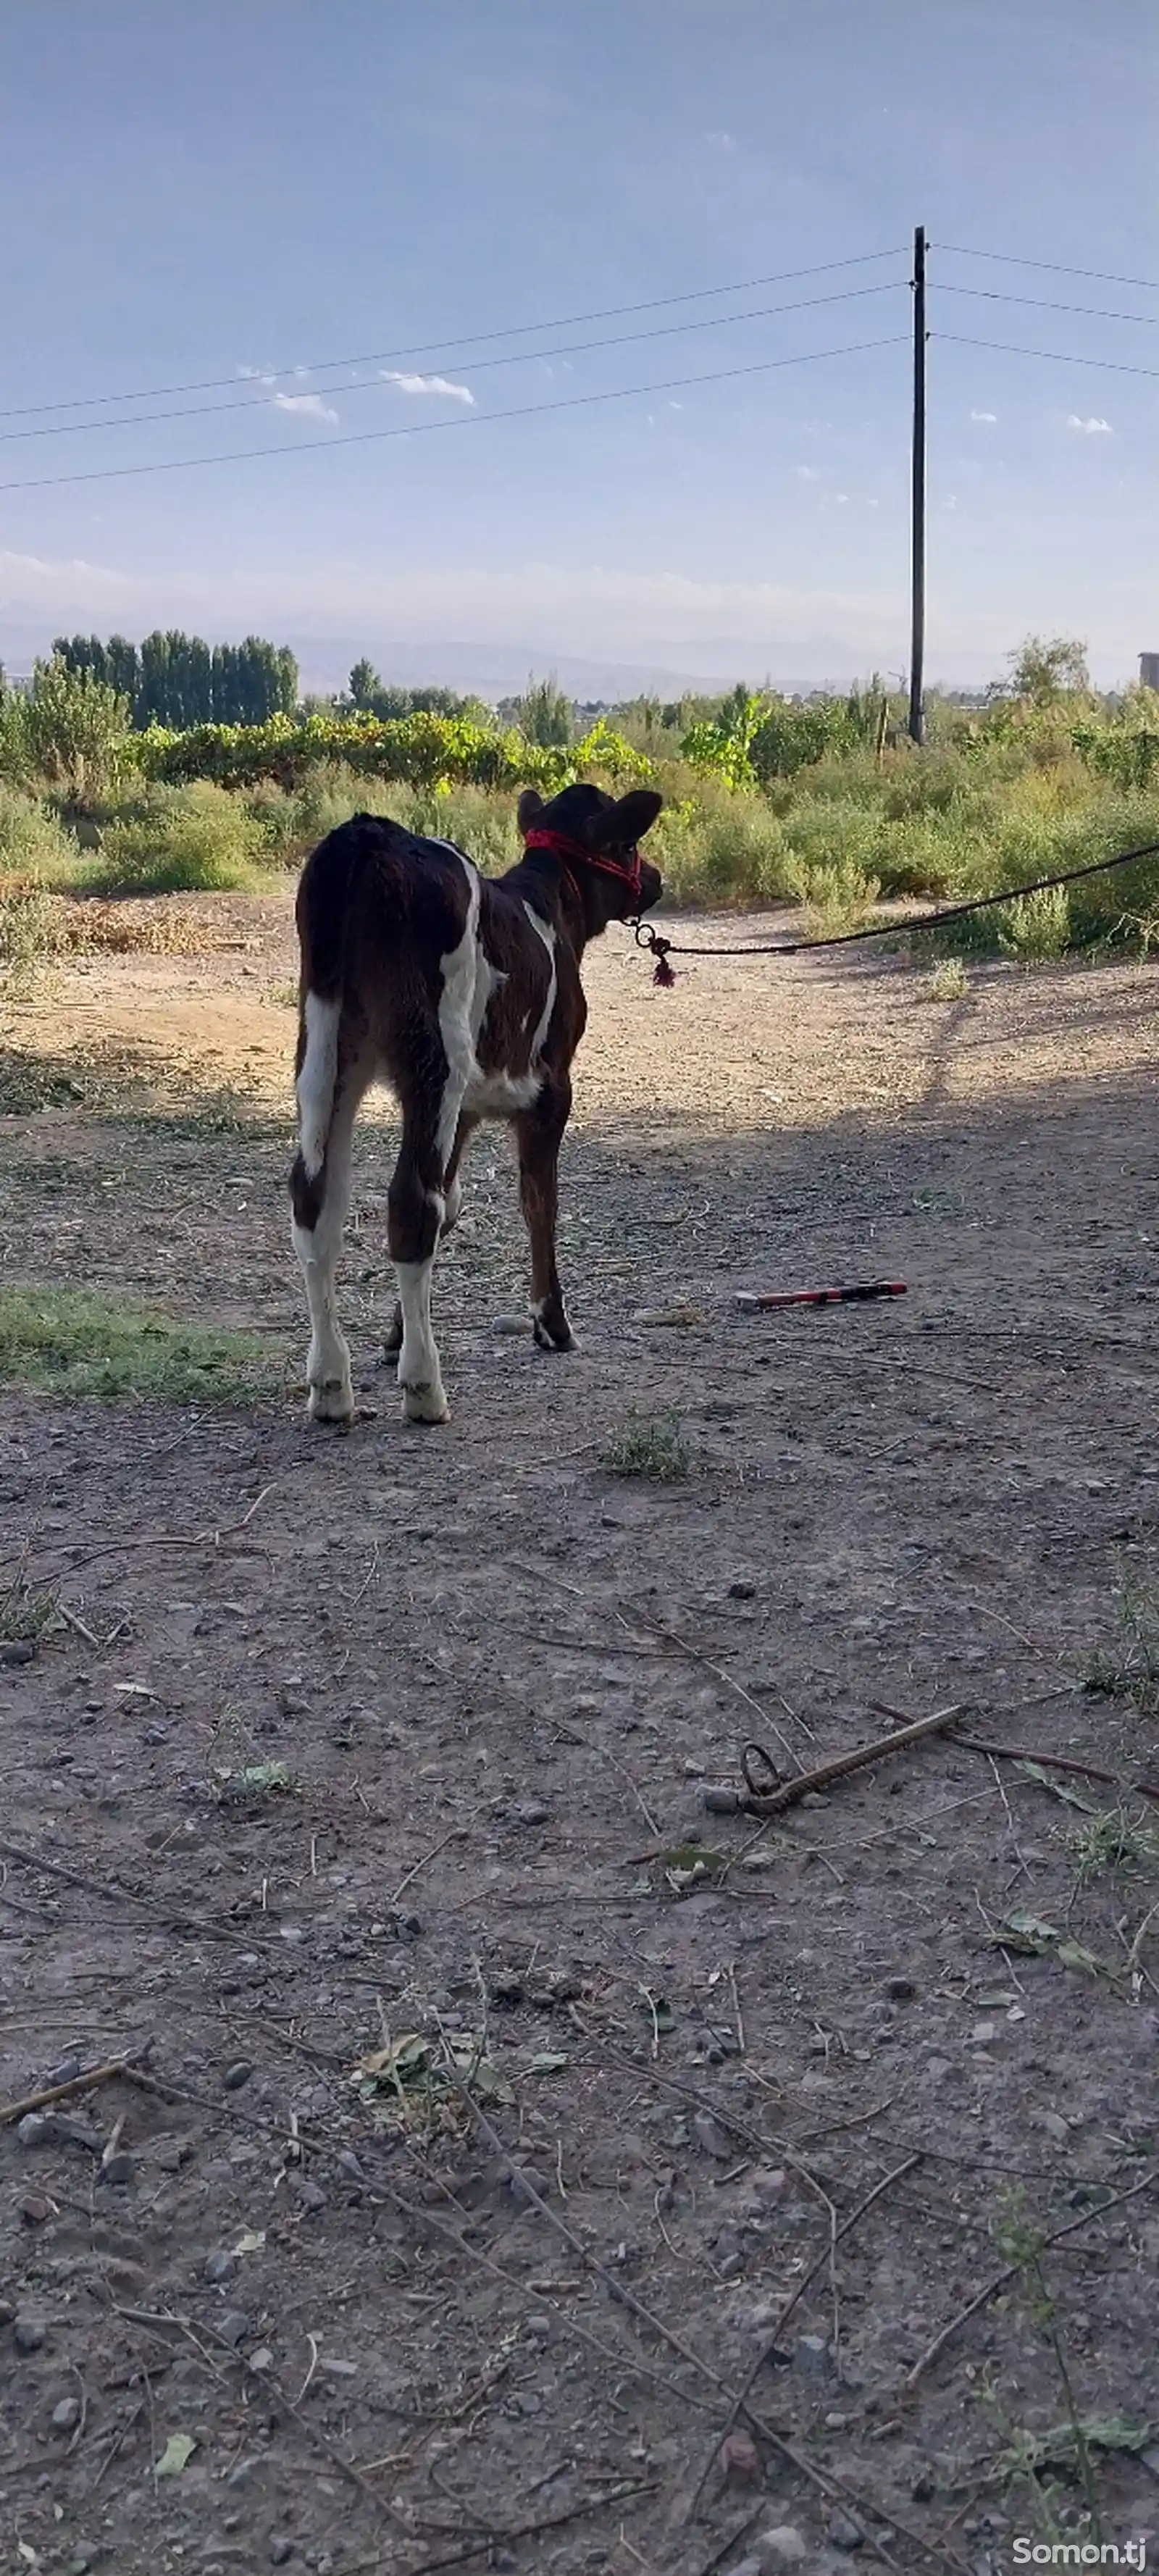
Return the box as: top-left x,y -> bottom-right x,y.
436,853 -> 493,1164
395,1255 -> 448,1422
296,992 -> 340,1177
293,1213 -> 354,1421
522,902 -> 557,1061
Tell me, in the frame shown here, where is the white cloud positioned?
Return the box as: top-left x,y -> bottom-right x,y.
381,369 -> 474,406
1067,414 -> 1113,435
273,391 -> 339,425
240,364 -> 277,386
796,465 -> 821,482
706,130 -> 737,151
971,409 -> 997,423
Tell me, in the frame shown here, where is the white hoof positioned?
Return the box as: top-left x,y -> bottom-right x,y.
401,1378 -> 451,1425
308,1376 -> 356,1425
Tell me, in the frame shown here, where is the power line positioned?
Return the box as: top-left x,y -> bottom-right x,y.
939,283 -> 1159,327
0,280 -> 907,448
935,242 -> 1159,296
0,335 -> 908,495
936,330 -> 1159,380
0,247 -> 908,426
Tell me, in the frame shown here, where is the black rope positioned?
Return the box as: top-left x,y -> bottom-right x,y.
633,835 -> 1159,974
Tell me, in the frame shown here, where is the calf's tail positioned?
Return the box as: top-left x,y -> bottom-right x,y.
292,814 -> 387,1212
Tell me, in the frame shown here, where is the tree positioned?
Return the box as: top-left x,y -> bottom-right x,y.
516,674 -> 573,748
348,658 -> 381,709
1000,634 -> 1092,706
16,656 -> 132,803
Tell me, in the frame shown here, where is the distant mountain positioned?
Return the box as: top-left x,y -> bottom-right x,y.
282,636 -> 750,703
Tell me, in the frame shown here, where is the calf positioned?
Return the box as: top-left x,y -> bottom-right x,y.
288,779 -> 663,1424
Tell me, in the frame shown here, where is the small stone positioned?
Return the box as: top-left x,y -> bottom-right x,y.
204,2251 -> 238,2286
13,2316 -> 46,2353
279,1925 -> 305,1945
0,1639 -> 36,1667
884,1975 -> 917,2001
295,2180 -> 326,2214
729,2562 -> 762,2576
693,2113 -> 733,2159
153,2137 -> 188,2173
102,2149 -> 135,2186
20,2194 -> 53,2225
506,2164 -> 549,2207
515,1802 -> 550,1828
489,1975 -> 524,2008
756,2532 -> 809,2569
492,1313 -> 528,1334
217,2310 -> 251,2349
682,1755 -> 706,1778
749,2166 -> 789,2201
269,2541 -> 294,2567
703,1786 -> 741,1814
223,2061 -> 255,2091
46,2056 -> 82,2086
54,2114 -> 102,2152
17,2114 -> 52,2149
828,2512 -> 864,2550
336,2151 -> 364,2184
728,1578 -> 757,1599
719,2427 -> 761,2483
248,2346 -> 275,2372
795,2333 -> 830,2376
51,2397 -> 81,2433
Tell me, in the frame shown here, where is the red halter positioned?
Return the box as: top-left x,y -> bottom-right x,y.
522,825 -> 643,911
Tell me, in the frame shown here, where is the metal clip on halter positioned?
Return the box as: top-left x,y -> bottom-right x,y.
633,919 -> 676,987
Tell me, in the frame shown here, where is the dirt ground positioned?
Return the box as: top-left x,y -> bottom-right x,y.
1,891 -> 1158,2576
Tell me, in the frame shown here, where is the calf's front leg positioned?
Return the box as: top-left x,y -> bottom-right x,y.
516,1082 -> 575,1352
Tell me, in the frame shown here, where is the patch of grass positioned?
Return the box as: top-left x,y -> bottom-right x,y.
926,956 -> 970,1001
601,1406 -> 695,1481
1065,1805 -> 1159,1883
1078,1570 -> 1159,1713
0,1570 -> 58,1644
0,1284 -> 284,1406
351,2030 -> 512,2138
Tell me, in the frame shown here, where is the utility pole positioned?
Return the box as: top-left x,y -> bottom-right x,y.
908,223 -> 926,746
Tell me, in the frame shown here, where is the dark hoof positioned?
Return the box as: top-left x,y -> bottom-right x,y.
532,1310 -> 577,1353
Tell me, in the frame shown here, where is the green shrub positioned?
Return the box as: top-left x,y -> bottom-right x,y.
92,783 -> 267,893
0,784 -> 79,882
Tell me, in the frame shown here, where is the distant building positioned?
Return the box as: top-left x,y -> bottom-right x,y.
1140,653 -> 1159,689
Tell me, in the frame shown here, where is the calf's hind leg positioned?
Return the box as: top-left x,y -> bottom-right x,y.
382,1110 -> 477,1359
516,1081 -> 576,1352
290,1045 -> 371,1423
388,1081 -> 466,1423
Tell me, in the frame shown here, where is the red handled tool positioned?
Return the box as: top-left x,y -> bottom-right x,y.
736,1281 -> 908,1311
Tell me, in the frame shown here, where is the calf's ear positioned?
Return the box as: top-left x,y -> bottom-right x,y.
612,789 -> 664,842
517,787 -> 546,834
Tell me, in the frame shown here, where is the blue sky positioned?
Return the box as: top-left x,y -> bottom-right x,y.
0,0 -> 1155,690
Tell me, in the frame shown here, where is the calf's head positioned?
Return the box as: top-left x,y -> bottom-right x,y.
517,782 -> 664,931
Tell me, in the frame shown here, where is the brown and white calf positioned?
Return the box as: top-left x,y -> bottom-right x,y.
288,780 -> 663,1424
